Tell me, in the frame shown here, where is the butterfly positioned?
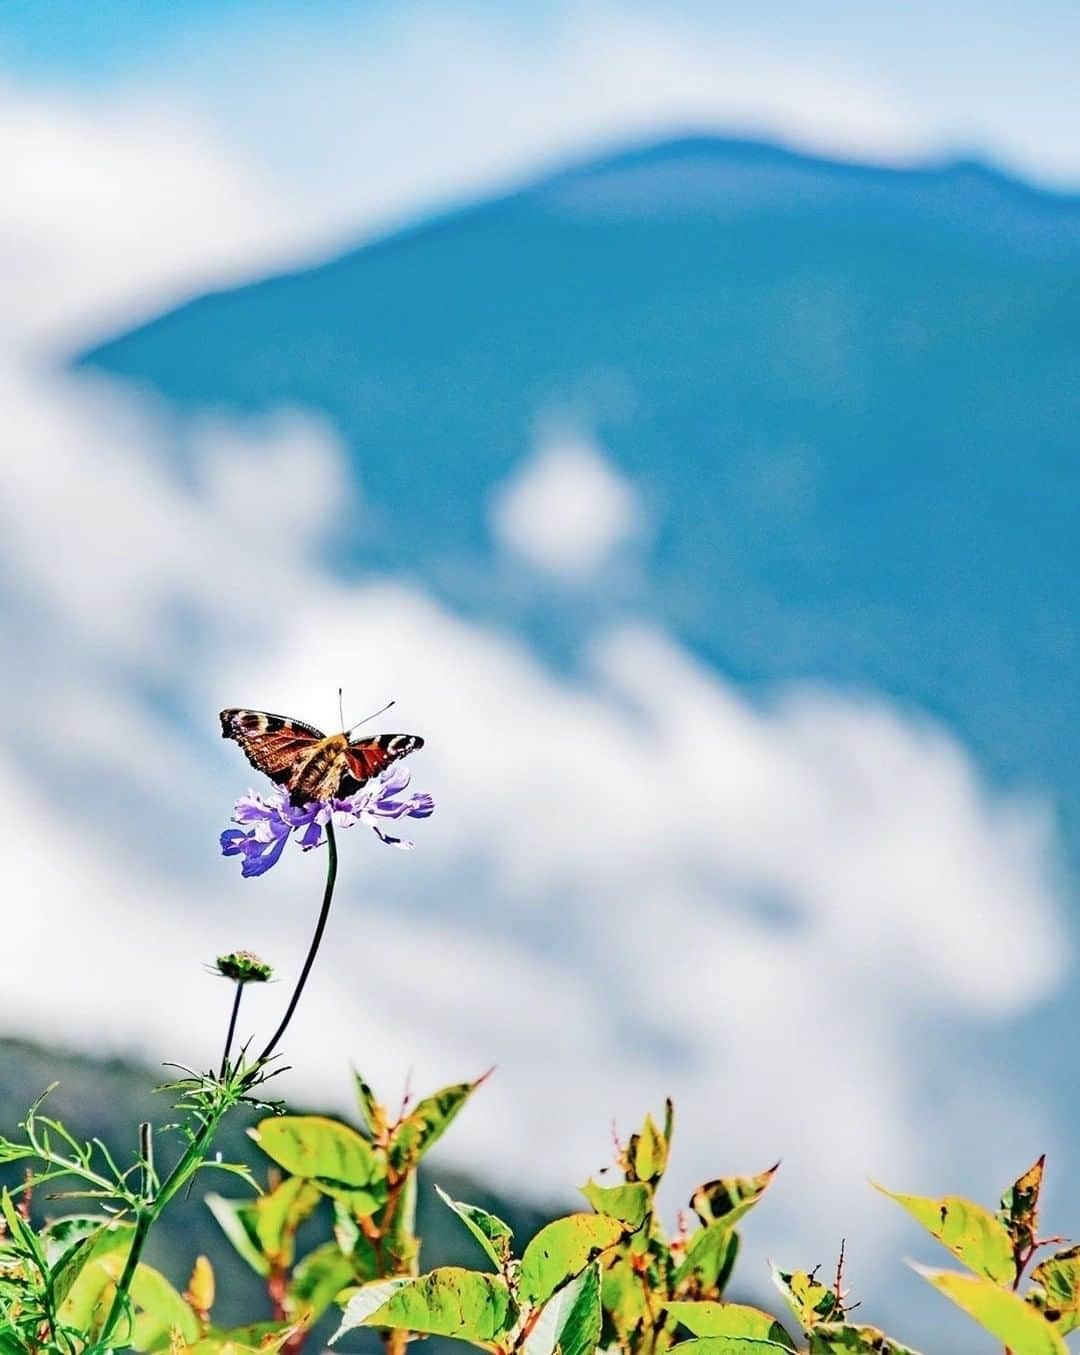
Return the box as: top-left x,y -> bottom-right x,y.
220,707 -> 424,806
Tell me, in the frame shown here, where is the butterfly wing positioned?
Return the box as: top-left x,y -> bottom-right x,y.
343,733 -> 425,794
220,708 -> 326,792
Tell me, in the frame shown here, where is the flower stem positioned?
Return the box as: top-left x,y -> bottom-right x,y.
99,820 -> 342,1346
219,984 -> 244,1079
256,819 -> 339,1067
97,1111 -> 222,1346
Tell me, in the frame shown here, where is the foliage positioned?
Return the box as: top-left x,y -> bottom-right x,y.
875,1157 -> 1080,1354
4,1062 -> 1080,1355
1,725 -> 1077,1354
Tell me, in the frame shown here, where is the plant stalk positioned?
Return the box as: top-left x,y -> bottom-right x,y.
255,819 -> 339,1067
219,984 -> 244,1079
99,824 -> 340,1346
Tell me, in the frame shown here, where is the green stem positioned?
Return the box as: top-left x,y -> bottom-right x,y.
97,1113 -> 223,1347
97,825 -> 340,1347
219,984 -> 244,1079
255,819 -> 339,1067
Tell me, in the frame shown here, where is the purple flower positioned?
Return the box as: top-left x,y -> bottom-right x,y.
220,767 -> 435,877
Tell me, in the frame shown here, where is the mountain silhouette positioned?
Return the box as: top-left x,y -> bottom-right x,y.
81,134 -> 1080,862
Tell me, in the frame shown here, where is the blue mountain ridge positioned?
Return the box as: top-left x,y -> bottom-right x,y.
80,133 -> 1080,869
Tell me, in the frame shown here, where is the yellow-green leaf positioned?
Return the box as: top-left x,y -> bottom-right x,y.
205,1194 -> 268,1278
809,1324 -> 923,1354
331,1267 -> 516,1344
1000,1157 -> 1046,1254
1029,1245 -> 1080,1335
601,1254 -> 649,1339
353,1068 -> 389,1139
435,1184 -> 515,1269
181,1322 -> 297,1353
874,1184 -> 1015,1283
287,1243 -> 356,1324
254,1176 -> 321,1263
520,1214 -> 626,1306
666,1299 -> 795,1348
580,1180 -> 651,1228
627,1113 -> 668,1184
250,1116 -> 386,1213
691,1166 -> 779,1230
388,1075 -> 488,1173
770,1267 -> 841,1329
913,1265 -> 1067,1355
55,1222 -> 134,1334
122,1262 -> 200,1351
670,1337 -> 793,1353
674,1224 -> 739,1295
524,1262 -> 602,1355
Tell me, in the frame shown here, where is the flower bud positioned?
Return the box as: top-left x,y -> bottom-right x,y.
214,950 -> 273,983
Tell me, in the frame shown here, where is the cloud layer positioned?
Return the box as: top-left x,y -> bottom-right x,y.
491,426 -> 644,579
0,60 -> 1071,1349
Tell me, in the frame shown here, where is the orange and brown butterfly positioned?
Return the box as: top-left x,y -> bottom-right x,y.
220,707 -> 424,806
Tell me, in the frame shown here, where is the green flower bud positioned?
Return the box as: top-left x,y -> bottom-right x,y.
214,950 -> 273,984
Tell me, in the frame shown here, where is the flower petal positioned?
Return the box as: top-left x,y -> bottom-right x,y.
220,828 -> 252,856
297,817 -> 325,851
240,828 -> 290,877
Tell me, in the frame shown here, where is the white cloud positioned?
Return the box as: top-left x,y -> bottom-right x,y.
0,79 -> 319,354
171,8 -> 931,247
0,345 -> 1068,1336
490,427 -> 643,580
0,60 -> 1072,1347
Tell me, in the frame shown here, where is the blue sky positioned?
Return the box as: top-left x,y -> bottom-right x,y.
4,1 -> 1080,220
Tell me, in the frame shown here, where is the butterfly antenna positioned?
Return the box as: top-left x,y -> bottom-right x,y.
346,699 -> 396,737
338,687 -> 345,731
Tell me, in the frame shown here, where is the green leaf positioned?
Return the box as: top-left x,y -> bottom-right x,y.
674,1223 -> 740,1295
627,1112 -> 669,1184
207,1174 -> 321,1280
205,1197 -> 268,1279
353,1068 -> 388,1139
999,1157 -> 1046,1255
435,1184 -> 515,1269
524,1262 -> 602,1355
808,1324 -> 923,1354
48,1221 -> 116,1308
600,1255 -> 650,1339
383,1166 -> 420,1272
520,1214 -> 626,1306
123,1262 -> 200,1351
287,1243 -> 357,1324
913,1265 -> 1067,1354
329,1200 -> 378,1280
668,1337 -> 794,1353
55,1222 -> 134,1334
183,1322 -> 297,1353
250,1116 -> 386,1214
331,1267 -> 516,1345
874,1184 -> 1015,1284
388,1074 -> 489,1174
770,1267 -> 842,1329
205,1194 -> 269,1277
1030,1244 -> 1080,1334
257,1176 -> 322,1264
666,1300 -> 795,1349
41,1214 -> 111,1268
690,1165 -> 779,1230
0,1191 -> 43,1273
580,1180 -> 651,1228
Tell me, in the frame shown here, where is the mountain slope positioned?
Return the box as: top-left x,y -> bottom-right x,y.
80,136 -> 1080,863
